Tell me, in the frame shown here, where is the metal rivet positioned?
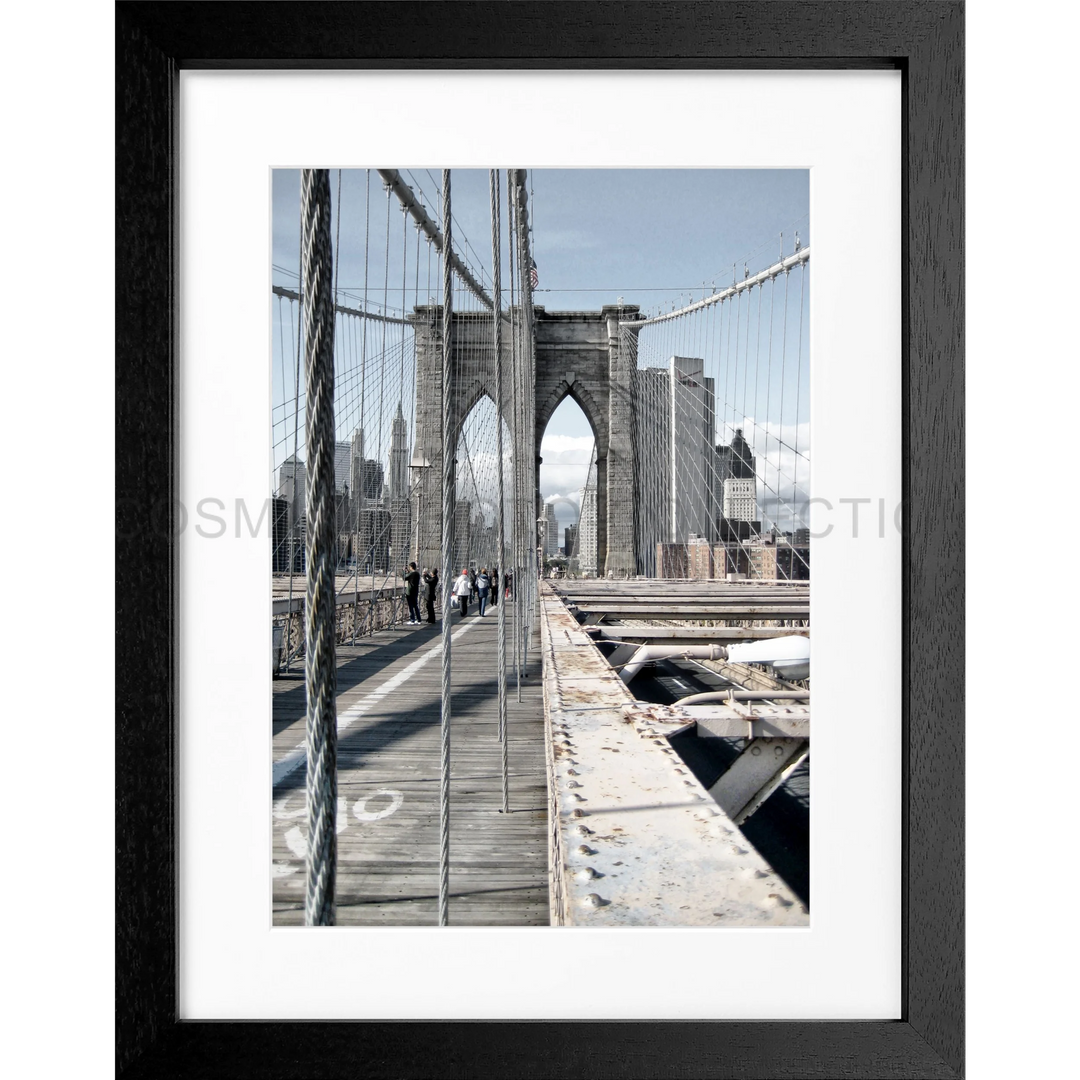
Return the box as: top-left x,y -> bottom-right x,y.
576,825 -> 593,836
582,893 -> 608,907
576,845 -> 595,855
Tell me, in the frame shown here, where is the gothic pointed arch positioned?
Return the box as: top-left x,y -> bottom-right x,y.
536,378 -> 609,463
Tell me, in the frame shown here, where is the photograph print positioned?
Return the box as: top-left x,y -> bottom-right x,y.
270,168 -> 810,927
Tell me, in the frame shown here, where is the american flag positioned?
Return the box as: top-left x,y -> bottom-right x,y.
529,259 -> 539,289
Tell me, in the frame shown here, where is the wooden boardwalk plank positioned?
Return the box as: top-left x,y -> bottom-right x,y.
272,600 -> 549,926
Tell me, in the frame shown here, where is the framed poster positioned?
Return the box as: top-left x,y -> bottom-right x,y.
116,2 -> 962,1076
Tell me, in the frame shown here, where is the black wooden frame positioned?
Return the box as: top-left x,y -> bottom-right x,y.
116,2 -> 963,1076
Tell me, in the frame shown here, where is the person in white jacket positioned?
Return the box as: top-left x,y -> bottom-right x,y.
452,568 -> 472,618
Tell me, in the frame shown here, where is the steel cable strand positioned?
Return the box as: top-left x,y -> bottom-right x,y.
301,168 -> 338,926
490,169 -> 510,812
505,170 -> 522,699
283,224 -> 305,670
438,170 -> 454,927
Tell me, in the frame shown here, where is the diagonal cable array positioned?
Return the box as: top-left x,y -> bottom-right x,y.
623,243 -> 810,580
271,168 -> 537,926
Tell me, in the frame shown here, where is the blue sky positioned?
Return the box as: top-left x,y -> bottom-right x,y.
272,169 -> 809,528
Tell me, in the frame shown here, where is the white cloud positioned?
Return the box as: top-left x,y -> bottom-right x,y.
540,433 -> 595,509
541,434 -> 595,456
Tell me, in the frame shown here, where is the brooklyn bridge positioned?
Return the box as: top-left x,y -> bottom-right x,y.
271,168 -> 810,927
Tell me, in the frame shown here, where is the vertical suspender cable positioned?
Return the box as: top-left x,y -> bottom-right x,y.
284,224 -> 304,671
490,169 -> 509,813
514,171 -> 534,665
794,260 -> 808,574
506,171 -> 522,702
360,172 -> 376,636
301,168 -> 338,927
438,169 -> 454,926
378,189 -> 392,622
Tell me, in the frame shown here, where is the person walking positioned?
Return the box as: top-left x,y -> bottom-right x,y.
402,562 -> 422,624
504,569 -> 513,600
469,567 -> 478,602
476,567 -> 491,616
490,567 -> 499,607
422,567 -> 439,624
453,567 -> 472,618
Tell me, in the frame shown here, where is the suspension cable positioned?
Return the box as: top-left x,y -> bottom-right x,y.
300,168 -> 337,927
438,169 -> 454,927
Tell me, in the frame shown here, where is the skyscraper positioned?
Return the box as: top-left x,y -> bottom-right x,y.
385,404 -> 412,567
669,356 -> 715,541
577,460 -> 598,576
564,523 -> 578,557
543,503 -> 559,557
350,428 -> 365,506
721,428 -> 757,523
633,355 -> 715,570
388,402 -> 409,502
333,441 -> 352,493
277,454 -> 306,532
349,428 -> 386,502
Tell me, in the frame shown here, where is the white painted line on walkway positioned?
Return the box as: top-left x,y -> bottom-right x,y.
272,619 -> 478,789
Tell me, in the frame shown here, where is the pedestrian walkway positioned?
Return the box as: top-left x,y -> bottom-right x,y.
272,599 -> 548,926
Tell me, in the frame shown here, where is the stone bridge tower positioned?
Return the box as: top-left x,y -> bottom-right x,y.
411,304 -> 641,577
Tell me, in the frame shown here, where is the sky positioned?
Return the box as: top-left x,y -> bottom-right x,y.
272,169 -> 809,531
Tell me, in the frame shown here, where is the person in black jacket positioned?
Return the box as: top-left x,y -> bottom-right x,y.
422,567 -> 439,624
476,568 -> 491,616
402,562 -> 422,624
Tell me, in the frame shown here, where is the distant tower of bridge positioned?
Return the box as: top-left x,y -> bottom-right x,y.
412,305 -> 640,577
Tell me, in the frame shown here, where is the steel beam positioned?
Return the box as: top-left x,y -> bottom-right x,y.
708,737 -> 809,824
271,285 -> 410,326
590,626 -> 807,642
539,586 -> 807,926
622,247 -> 810,328
692,710 -> 810,739
377,169 -> 493,309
